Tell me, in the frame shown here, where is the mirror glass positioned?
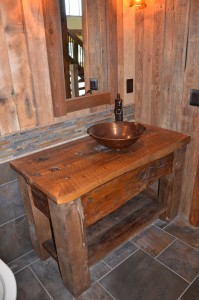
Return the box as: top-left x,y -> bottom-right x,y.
60,0 -> 85,98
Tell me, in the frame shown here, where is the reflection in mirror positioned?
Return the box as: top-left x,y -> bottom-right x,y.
59,0 -> 85,99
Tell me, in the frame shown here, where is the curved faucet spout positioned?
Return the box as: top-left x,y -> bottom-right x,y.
114,93 -> 123,121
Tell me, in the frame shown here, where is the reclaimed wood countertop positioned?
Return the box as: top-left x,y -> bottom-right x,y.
10,124 -> 190,204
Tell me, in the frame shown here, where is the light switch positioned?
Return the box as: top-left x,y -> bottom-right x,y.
90,78 -> 98,90
190,89 -> 199,107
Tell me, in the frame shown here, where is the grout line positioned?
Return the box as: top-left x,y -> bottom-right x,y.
174,237 -> 199,253
135,247 -> 190,284
177,273 -> 199,300
13,258 -> 40,275
163,216 -> 179,230
8,249 -> 35,265
96,249 -> 139,284
153,222 -> 177,240
97,282 -> 116,300
154,257 -> 190,284
131,236 -> 199,285
0,178 -> 17,187
154,223 -> 199,252
29,266 -> 54,300
102,244 -> 138,270
0,213 -> 25,227
102,259 -> 113,270
155,239 -> 176,259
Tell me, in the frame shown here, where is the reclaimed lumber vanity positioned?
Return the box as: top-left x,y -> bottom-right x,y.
10,124 -> 190,297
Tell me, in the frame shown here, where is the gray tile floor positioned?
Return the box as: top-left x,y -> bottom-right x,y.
8,217 -> 199,300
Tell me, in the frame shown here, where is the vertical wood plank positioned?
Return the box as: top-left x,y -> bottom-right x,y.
6,32 -> 38,129
0,98 -> 20,135
189,154 -> 199,227
59,0 -> 71,99
41,0 -> 67,117
117,0 -> 124,98
135,9 -> 145,121
179,0 -> 199,221
21,0 -> 54,126
107,0 -> 119,100
123,1 -> 135,105
0,10 -> 13,98
141,0 -> 154,124
48,198 -> 90,297
0,0 -> 37,132
150,0 -> 165,126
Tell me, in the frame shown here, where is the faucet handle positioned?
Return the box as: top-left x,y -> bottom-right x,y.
114,93 -> 123,121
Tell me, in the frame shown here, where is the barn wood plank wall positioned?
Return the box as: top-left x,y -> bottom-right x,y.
0,0 -> 124,135
135,0 -> 199,225
0,0 -> 53,135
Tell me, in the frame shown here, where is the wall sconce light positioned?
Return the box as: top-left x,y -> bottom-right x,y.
130,0 -> 147,9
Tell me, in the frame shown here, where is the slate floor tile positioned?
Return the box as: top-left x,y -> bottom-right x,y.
103,241 -> 137,268
15,267 -> 51,300
0,180 -> 24,225
181,275 -> 199,300
165,218 -> 199,250
0,215 -> 32,263
8,250 -> 39,274
90,260 -> 111,285
76,283 -> 113,300
157,239 -> 199,282
100,249 -> 188,300
30,257 -> 74,300
153,218 -> 170,229
130,224 -> 174,257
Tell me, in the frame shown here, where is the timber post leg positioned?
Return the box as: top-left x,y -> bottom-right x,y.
159,145 -> 187,221
48,197 -> 90,297
17,175 -> 51,259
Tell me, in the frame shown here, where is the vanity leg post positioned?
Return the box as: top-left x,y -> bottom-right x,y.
48,197 -> 90,297
17,175 -> 51,259
159,145 -> 187,221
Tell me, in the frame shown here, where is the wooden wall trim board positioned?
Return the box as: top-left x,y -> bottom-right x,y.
41,0 -> 67,117
66,92 -> 111,113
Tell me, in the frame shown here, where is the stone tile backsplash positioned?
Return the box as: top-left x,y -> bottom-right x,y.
0,105 -> 134,163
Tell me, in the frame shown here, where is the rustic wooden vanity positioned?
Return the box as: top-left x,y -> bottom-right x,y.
10,124 -> 190,297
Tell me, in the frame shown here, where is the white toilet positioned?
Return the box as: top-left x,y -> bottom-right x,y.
0,259 -> 17,300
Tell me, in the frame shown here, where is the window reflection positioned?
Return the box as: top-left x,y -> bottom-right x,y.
65,0 -> 82,16
60,0 -> 85,98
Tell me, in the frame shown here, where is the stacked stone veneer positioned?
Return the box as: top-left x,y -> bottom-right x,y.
0,105 -> 134,264
0,105 -> 134,163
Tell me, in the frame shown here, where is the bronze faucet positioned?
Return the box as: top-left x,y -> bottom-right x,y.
114,93 -> 123,121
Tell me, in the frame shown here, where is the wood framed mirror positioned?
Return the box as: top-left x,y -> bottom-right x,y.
41,0 -> 123,117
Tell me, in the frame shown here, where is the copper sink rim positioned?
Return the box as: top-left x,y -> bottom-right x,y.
87,121 -> 146,149
87,121 -> 144,141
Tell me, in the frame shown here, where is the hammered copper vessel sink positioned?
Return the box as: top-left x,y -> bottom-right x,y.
87,121 -> 146,149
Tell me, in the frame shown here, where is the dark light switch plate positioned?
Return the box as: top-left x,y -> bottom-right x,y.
190,89 -> 199,107
90,78 -> 98,90
126,79 -> 133,93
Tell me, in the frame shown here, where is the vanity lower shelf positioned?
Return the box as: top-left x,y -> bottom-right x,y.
42,189 -> 166,266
